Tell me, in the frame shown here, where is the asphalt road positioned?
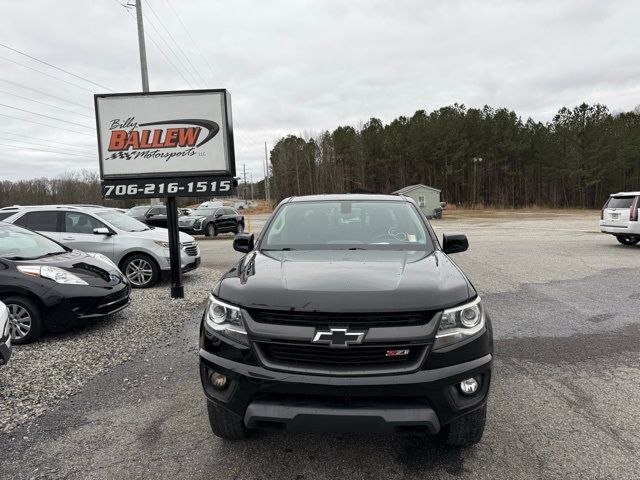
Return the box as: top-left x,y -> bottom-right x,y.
2,210 -> 640,479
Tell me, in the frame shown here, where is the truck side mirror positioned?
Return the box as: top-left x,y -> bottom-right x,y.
442,233 -> 468,254
233,233 -> 254,253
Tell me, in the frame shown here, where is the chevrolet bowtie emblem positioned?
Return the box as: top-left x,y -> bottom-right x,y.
312,328 -> 366,348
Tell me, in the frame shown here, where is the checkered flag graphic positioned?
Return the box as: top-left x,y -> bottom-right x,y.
107,152 -> 134,160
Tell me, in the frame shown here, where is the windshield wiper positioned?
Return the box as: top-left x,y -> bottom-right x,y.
33,251 -> 66,259
3,256 -> 28,260
262,247 -> 297,251
346,247 -> 367,250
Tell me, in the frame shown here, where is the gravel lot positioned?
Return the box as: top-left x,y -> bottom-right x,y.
0,269 -> 219,433
1,209 -> 640,479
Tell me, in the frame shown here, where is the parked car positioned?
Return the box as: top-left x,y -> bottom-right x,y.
600,191 -> 640,245
1,205 -> 201,288
0,222 -> 131,343
0,301 -> 11,366
179,207 -> 244,237
126,205 -> 169,228
199,194 -> 493,446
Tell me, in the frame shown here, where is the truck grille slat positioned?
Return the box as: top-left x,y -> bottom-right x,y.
249,309 -> 431,328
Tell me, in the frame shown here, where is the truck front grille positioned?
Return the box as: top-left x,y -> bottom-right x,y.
254,340 -> 429,374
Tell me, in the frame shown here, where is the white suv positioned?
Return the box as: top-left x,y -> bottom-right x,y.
0,205 -> 201,287
600,192 -> 640,245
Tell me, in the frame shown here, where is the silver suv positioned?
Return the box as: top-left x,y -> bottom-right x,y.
0,205 -> 200,288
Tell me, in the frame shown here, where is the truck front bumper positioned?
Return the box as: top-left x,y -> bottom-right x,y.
199,349 -> 492,434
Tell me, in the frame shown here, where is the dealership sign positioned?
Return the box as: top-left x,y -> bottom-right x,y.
94,89 -> 236,198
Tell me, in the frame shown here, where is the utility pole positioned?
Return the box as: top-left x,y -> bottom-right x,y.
250,173 -> 254,200
243,163 -> 247,207
264,142 -> 270,204
135,0 -> 149,92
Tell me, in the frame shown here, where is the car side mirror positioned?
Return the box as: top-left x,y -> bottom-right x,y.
215,213 -> 222,218
442,233 -> 468,254
233,233 -> 254,253
146,213 -> 154,218
93,227 -> 111,236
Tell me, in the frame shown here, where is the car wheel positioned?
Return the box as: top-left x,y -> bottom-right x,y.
441,405 -> 486,446
207,400 -> 248,440
122,254 -> 159,288
4,296 -> 43,344
616,236 -> 640,246
205,223 -> 217,237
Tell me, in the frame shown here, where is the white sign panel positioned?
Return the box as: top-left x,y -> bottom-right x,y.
95,90 -> 235,179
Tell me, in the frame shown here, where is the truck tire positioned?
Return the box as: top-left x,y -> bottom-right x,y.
616,236 -> 640,246
207,401 -> 248,440
441,405 -> 486,446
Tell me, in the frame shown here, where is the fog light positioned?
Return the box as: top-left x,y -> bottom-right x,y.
459,377 -> 479,395
210,372 -> 228,390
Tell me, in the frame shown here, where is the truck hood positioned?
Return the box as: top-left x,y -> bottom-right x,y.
217,249 -> 473,313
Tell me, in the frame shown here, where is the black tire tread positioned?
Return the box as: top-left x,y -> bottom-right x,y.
442,405 -> 486,446
207,401 -> 247,440
616,236 -> 640,246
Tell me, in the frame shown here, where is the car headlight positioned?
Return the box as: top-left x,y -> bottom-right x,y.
204,295 -> 248,345
17,265 -> 88,285
434,297 -> 485,349
85,252 -> 119,271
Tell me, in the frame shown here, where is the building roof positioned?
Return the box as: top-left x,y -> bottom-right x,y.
392,184 -> 441,195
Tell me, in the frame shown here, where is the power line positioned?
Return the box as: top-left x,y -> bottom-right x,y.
143,0 -> 206,86
0,42 -> 115,92
0,77 -> 93,110
0,132 -> 95,153
141,11 -> 196,87
0,54 -> 96,93
119,4 -> 194,87
0,90 -> 93,118
0,103 -> 93,129
0,142 -> 96,159
0,112 -> 94,137
0,138 -> 95,156
164,0 -> 216,83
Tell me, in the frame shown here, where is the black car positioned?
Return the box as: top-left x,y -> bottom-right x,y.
199,194 -> 493,446
0,223 -> 131,343
179,207 -> 244,237
126,205 -> 170,228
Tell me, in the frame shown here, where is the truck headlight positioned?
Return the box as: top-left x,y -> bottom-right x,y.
434,297 -> 485,349
204,295 -> 248,345
17,265 -> 88,285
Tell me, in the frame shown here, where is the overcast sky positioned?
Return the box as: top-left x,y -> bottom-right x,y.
0,0 -> 638,181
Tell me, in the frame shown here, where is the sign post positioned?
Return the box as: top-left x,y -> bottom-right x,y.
94,89 -> 237,298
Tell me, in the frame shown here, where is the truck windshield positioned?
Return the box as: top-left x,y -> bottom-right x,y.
262,200 -> 434,251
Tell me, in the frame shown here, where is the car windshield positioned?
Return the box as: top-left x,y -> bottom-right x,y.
126,206 -> 149,215
96,210 -> 149,232
0,224 -> 67,260
262,200 -> 433,251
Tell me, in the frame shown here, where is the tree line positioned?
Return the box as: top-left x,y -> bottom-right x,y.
268,103 -> 640,208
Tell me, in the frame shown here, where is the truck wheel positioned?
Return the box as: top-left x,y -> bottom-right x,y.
205,223 -> 217,237
4,296 -> 43,344
207,401 -> 248,440
616,236 -> 640,246
441,405 -> 486,446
